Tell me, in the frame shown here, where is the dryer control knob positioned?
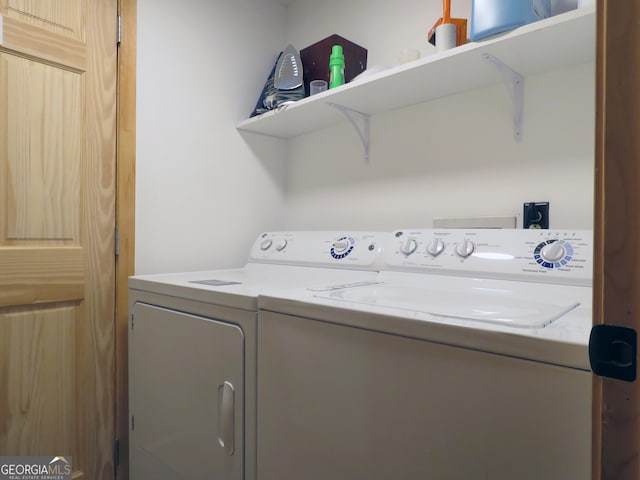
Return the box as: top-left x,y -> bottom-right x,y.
540,241 -> 566,263
426,238 -> 445,257
260,239 -> 273,251
455,239 -> 475,258
333,239 -> 350,253
275,239 -> 288,251
401,238 -> 418,255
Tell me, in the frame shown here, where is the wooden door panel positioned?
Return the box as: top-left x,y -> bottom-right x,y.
0,16 -> 85,71
1,0 -> 84,41
0,247 -> 84,307
0,304 -> 78,455
1,53 -> 82,244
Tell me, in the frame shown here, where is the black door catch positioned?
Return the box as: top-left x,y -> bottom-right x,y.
589,324 -> 637,382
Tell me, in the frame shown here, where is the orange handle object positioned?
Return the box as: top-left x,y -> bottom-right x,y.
443,0 -> 451,23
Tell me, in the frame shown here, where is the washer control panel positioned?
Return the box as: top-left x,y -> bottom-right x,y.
250,231 -> 385,270
387,229 -> 592,286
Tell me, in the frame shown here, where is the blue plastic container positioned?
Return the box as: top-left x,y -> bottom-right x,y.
470,0 -> 551,41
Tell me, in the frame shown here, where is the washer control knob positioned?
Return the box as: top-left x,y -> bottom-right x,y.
333,239 -> 350,253
455,239 -> 475,258
275,239 -> 288,251
540,241 -> 566,263
331,236 -> 355,259
401,238 -> 418,255
426,238 -> 445,257
260,239 -> 273,251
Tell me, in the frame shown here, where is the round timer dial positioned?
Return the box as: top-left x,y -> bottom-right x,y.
331,236 -> 355,259
534,239 -> 574,269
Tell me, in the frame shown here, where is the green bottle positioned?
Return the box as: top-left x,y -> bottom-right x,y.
329,45 -> 345,89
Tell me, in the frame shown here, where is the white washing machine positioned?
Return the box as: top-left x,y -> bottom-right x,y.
128,231 -> 387,480
257,228 -> 593,480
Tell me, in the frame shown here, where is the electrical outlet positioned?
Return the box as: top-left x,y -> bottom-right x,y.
523,202 -> 549,229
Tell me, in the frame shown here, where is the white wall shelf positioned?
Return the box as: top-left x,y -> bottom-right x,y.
236,7 -> 595,139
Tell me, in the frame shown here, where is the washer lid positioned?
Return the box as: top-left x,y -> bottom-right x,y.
314,283 -> 581,329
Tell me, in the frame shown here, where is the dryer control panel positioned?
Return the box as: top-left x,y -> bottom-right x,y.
249,231 -> 386,271
386,229 -> 593,286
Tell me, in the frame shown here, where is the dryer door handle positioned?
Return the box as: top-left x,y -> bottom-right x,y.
218,381 -> 235,455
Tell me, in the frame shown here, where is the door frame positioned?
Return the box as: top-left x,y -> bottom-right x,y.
113,1 -> 640,479
593,1 -> 640,478
115,0 -> 136,478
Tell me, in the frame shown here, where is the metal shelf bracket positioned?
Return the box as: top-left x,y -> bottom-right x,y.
483,53 -> 524,142
327,102 -> 371,162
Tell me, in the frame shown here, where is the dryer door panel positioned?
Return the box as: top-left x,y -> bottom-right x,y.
130,303 -> 244,480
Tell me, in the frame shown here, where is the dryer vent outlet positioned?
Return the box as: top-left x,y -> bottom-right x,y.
523,202 -> 549,229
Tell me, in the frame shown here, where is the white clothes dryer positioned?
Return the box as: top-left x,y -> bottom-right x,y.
257,228 -> 593,480
128,231 -> 387,480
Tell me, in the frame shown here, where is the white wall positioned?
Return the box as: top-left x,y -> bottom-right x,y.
136,0 -> 288,274
135,0 -> 594,274
283,0 -> 595,231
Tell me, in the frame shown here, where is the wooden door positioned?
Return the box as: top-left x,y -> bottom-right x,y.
593,0 -> 640,479
0,0 -> 118,479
